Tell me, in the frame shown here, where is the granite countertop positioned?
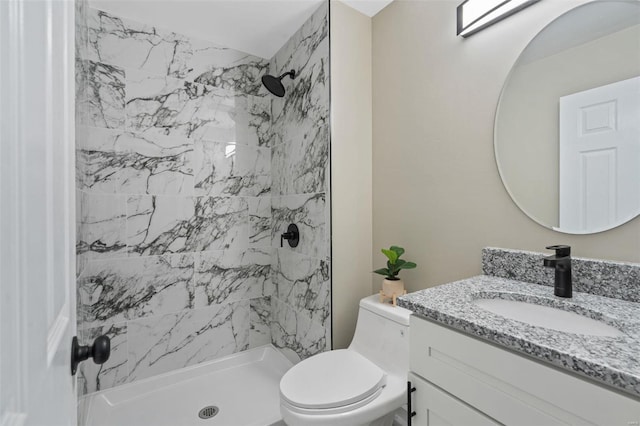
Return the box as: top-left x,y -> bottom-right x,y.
397,275 -> 640,398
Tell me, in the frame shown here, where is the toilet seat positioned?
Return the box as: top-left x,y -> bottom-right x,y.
280,350 -> 386,413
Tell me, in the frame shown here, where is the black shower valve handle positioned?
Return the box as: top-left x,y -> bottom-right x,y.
280,224 -> 300,248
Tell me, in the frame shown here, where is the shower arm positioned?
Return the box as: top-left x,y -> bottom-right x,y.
278,70 -> 296,80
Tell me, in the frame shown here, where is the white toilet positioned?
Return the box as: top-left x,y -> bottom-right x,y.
279,294 -> 412,426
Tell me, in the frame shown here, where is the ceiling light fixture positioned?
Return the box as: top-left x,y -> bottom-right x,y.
457,0 -> 541,38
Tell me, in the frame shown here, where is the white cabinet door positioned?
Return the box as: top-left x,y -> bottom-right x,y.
410,317 -> 640,426
409,373 -> 500,426
559,76 -> 640,233
0,0 -> 76,425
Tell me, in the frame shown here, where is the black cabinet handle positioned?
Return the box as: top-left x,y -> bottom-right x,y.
407,381 -> 417,425
71,335 -> 111,375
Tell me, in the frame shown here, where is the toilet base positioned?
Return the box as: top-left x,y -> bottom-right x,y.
281,410 -> 396,426
392,407 -> 408,426
368,411 -> 395,426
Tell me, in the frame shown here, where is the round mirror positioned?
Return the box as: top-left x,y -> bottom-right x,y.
495,0 -> 640,234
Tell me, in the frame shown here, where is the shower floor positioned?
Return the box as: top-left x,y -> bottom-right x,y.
79,345 -> 292,426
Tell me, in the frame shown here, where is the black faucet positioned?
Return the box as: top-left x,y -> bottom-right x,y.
543,245 -> 572,298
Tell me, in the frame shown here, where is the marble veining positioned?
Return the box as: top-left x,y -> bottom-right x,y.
194,249 -> 271,307
250,297 -> 272,348
127,195 -> 248,255
271,125 -> 329,196
270,1 -> 328,97
483,247 -> 640,303
125,72 -> 217,140
267,2 -> 331,361
75,1 -> 89,67
77,60 -> 125,129
77,126 -> 194,195
194,140 -> 270,197
192,53 -> 270,97
77,191 -> 127,259
245,95 -> 272,147
86,8 -> 191,77
248,197 -> 271,247
86,8 -> 270,94
272,249 -> 330,327
125,71 -> 272,144
76,126 -> 120,193
75,59 -> 89,128
115,131 -> 194,195
75,2 -> 331,396
78,254 -> 194,328
398,275 -> 640,397
272,193 -> 327,259
78,322 -> 128,395
270,2 -> 329,196
270,297 -> 326,364
127,301 -> 250,381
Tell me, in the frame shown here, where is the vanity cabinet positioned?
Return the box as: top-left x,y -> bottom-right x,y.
408,372 -> 498,425
408,316 -> 640,426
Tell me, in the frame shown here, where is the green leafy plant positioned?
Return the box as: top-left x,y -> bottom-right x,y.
373,246 -> 417,280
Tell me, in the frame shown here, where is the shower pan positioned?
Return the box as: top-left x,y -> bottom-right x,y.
75,1 -> 331,424
80,346 -> 291,426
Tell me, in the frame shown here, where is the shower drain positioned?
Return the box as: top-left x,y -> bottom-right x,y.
198,406 -> 219,420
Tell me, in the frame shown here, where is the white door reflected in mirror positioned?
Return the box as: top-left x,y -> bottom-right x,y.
559,76 -> 640,234
494,0 -> 640,234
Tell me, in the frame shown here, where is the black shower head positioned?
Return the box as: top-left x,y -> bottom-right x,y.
261,70 -> 296,97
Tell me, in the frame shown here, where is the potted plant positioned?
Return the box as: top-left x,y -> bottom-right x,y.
373,246 -> 417,306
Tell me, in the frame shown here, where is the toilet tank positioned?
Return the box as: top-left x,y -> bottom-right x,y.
348,295 -> 412,376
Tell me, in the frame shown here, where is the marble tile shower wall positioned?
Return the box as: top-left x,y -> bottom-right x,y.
268,3 -> 331,363
74,4 -> 330,395
75,8 -> 273,395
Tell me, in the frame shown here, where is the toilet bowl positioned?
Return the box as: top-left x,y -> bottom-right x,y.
279,294 -> 412,426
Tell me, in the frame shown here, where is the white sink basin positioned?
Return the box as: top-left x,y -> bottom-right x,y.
473,298 -> 624,337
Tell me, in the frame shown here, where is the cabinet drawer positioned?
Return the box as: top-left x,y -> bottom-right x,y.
409,372 -> 499,426
410,316 -> 640,425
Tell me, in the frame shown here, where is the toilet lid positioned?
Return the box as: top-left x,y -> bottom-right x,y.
280,350 -> 386,410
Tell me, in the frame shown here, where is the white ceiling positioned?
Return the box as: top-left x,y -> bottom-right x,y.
341,0 -> 394,17
89,0 -> 394,59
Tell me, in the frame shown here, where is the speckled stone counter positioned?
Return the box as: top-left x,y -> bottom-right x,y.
397,275 -> 640,398
483,247 -> 640,302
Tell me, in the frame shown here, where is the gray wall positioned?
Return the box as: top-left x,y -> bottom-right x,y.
330,1 -> 373,350
372,0 -> 640,294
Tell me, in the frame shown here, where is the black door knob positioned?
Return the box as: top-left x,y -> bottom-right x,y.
71,335 -> 111,375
